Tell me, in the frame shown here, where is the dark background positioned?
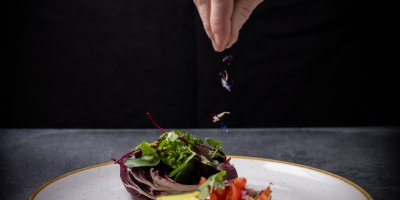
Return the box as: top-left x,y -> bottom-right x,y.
3,0 -> 397,128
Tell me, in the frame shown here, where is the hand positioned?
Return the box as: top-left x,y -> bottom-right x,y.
193,0 -> 263,52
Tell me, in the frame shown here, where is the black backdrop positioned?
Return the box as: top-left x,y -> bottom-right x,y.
3,0 -> 397,128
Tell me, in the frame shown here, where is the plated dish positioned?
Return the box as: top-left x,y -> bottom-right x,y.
30,156 -> 372,200
112,130 -> 271,200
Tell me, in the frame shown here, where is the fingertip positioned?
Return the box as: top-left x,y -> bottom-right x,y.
226,42 -> 233,49
225,38 -> 233,49
214,34 -> 222,48
226,28 -> 239,49
214,46 -> 225,52
209,0 -> 233,51
232,32 -> 239,47
211,40 -> 220,52
210,37 -> 225,52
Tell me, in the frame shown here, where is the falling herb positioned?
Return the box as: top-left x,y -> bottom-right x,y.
220,70 -> 233,92
212,112 -> 231,123
222,55 -> 234,64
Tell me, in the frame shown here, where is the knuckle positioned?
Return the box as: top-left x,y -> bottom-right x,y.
211,22 -> 225,32
239,11 -> 249,22
211,17 -> 227,25
210,22 -> 226,34
238,6 -> 251,18
234,5 -> 252,23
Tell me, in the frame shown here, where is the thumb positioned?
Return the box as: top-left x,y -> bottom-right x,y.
227,0 -> 263,48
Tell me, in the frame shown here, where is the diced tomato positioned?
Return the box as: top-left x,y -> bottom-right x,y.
210,192 -> 218,200
225,184 -> 241,200
198,177 -> 207,186
213,188 -> 227,200
232,178 -> 246,190
257,186 -> 272,200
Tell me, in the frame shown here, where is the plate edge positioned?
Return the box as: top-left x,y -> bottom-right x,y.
230,155 -> 373,200
29,162 -> 114,200
29,156 -> 373,200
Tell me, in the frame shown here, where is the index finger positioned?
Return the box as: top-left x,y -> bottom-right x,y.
194,0 -> 213,40
210,0 -> 234,52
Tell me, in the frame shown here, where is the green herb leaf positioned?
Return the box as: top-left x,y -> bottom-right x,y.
169,151 -> 196,177
124,141 -> 160,167
180,132 -> 203,145
198,171 -> 227,200
125,155 -> 160,167
206,138 -> 224,158
139,141 -> 157,155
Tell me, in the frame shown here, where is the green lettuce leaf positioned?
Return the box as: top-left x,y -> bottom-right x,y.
125,154 -> 160,167
124,141 -> 160,167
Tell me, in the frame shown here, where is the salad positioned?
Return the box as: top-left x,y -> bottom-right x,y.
114,130 -> 271,200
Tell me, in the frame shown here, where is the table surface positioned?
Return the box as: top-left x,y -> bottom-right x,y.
0,128 -> 399,200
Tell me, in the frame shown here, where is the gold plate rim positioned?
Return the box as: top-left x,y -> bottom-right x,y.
29,155 -> 373,200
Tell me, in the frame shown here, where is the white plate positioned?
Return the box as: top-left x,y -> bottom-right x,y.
30,156 -> 373,200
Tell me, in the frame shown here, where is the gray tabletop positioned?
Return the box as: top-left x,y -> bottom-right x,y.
1,128 -> 399,200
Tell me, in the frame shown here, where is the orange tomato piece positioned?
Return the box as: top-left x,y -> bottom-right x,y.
213,188 -> 227,200
210,192 -> 218,200
198,177 -> 207,186
233,178 -> 247,190
226,184 -> 242,200
257,186 -> 272,200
